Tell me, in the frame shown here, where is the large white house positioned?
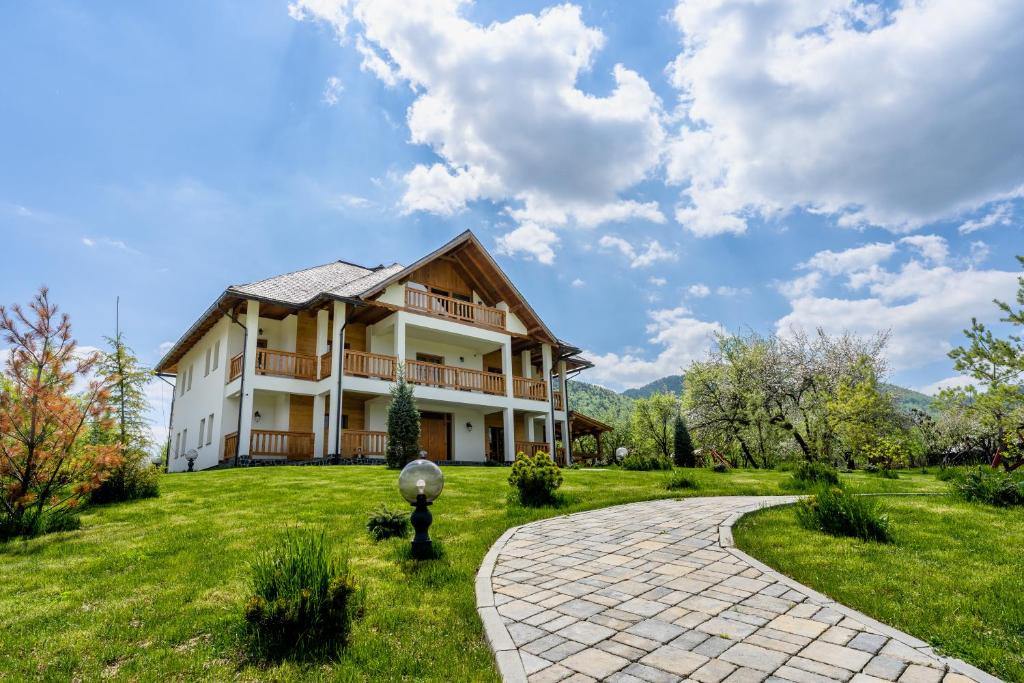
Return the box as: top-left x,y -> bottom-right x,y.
155,231 -> 605,472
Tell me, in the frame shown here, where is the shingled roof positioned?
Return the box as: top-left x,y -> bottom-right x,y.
228,260 -> 405,305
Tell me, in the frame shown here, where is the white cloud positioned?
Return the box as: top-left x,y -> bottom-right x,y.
969,241 -> 990,266
336,193 -> 373,209
777,272 -> 821,299
919,375 -> 975,396
294,0 -> 667,262
599,235 -> 677,268
666,0 -> 1024,236
649,276 -> 667,287
158,341 -> 174,355
687,284 -> 710,298
81,236 -> 141,255
322,75 -> 344,105
81,237 -> 95,247
288,0 -> 351,40
715,285 -> 750,297
959,203 -> 1013,234
801,242 -> 898,276
899,235 -> 948,265
571,278 -> 585,288
495,223 -> 559,265
584,306 -> 724,389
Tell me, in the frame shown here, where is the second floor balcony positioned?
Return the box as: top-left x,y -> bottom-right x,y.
405,288 -> 506,331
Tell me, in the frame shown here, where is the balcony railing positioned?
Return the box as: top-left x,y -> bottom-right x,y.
406,359 -> 505,395
228,353 -> 244,382
553,390 -> 564,411
344,350 -> 397,381
512,376 -> 547,401
226,349 -> 318,383
251,429 -> 314,459
405,288 -> 506,331
320,351 -> 332,379
342,430 -> 388,458
223,431 -> 238,460
515,440 -> 550,457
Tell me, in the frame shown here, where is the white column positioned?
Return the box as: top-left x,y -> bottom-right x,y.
503,407 -> 516,462
521,349 -> 532,379
525,414 -> 535,442
558,359 -> 572,466
502,340 -> 514,399
394,312 -> 407,369
541,344 -> 555,455
316,309 -> 329,356
238,299 -> 260,456
327,301 -> 346,456
312,392 -> 325,458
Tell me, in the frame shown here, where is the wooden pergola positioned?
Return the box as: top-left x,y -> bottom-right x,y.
558,411 -> 614,465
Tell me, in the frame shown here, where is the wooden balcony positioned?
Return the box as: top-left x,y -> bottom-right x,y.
320,351 -> 332,379
251,429 -> 314,459
406,359 -> 505,395
405,288 -> 506,331
515,440 -> 549,457
226,349 -> 318,382
342,430 -> 388,458
553,390 -> 564,411
223,431 -> 239,461
512,376 -> 547,401
344,350 -> 397,381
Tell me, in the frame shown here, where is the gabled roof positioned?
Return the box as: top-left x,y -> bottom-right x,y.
155,230 -> 587,373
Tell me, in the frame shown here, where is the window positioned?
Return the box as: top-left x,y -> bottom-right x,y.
207,413 -> 214,445
342,414 -> 349,429
212,340 -> 220,370
199,418 -> 206,447
175,432 -> 181,457
182,429 -> 188,453
187,365 -> 193,391
179,375 -> 185,396
416,353 -> 444,365
204,348 -> 211,376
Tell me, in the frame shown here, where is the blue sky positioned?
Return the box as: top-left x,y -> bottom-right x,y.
3,0 -> 1023,441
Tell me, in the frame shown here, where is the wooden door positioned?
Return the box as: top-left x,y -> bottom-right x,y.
419,412 -> 449,462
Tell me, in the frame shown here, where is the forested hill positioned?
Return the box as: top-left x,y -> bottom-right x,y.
568,375 -> 936,424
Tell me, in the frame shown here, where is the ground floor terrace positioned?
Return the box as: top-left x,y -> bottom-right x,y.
218,389 -> 608,467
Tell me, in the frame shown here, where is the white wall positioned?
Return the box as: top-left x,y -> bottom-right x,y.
365,398 -> 488,462
168,317 -> 231,472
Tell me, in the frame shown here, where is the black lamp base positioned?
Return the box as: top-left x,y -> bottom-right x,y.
410,494 -> 433,560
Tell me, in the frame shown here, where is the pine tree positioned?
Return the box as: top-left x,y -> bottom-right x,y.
386,365 -> 421,469
673,414 -> 696,467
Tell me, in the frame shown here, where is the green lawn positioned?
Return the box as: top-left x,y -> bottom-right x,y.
0,466 -> 942,682
734,495 -> 1024,682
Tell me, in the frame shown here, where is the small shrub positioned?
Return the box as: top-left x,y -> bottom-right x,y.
0,510 -> 81,542
621,454 -> 673,471
712,462 -> 729,473
796,487 -> 892,542
243,528 -> 359,660
366,505 -> 410,541
935,467 -> 958,482
666,470 -> 699,491
863,463 -> 879,473
878,468 -> 899,479
91,456 -> 160,504
784,461 -> 840,490
950,467 -> 1024,507
508,452 -> 562,506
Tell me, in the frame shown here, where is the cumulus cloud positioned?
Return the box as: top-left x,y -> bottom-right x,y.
322,75 -> 344,105
598,235 -> 677,268
715,286 -> 750,297
919,375 -> 976,396
958,203 -> 1014,234
571,278 -> 585,288
666,0 -> 1024,236
899,235 -> 948,265
584,306 -> 724,389
292,0 -> 667,262
801,242 -> 898,276
649,276 -> 667,287
495,223 -> 559,265
687,284 -> 710,298
777,272 -> 821,299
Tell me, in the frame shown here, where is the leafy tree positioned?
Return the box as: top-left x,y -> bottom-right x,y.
673,413 -> 695,467
0,287 -> 121,538
91,330 -> 158,503
385,365 -> 420,469
943,255 -> 1024,470
630,392 -> 677,459
827,358 -> 904,468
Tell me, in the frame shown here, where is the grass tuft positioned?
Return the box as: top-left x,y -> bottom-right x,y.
795,486 -> 892,543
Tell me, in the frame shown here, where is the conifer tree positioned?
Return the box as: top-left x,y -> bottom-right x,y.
673,413 -> 696,467
386,365 -> 420,469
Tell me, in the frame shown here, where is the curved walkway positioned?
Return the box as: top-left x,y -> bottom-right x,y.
476,497 -> 1000,683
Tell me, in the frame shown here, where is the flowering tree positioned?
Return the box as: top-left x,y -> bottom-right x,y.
0,287 -> 120,538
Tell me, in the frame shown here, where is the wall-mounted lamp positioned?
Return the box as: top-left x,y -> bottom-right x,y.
258,328 -> 264,336
459,356 -> 465,363
254,411 -> 262,424
465,422 -> 473,432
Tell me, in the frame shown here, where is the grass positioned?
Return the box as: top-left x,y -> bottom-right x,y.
734,496 -> 1024,682
0,466 -> 943,681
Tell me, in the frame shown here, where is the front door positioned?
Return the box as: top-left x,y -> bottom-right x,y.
488,426 -> 504,462
419,412 -> 450,462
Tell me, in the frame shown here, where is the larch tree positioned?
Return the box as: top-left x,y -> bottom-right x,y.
0,287 -> 120,538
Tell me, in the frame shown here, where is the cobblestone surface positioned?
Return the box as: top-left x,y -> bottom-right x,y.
476,497 -> 1001,683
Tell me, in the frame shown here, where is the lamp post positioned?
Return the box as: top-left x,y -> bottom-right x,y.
398,458 -> 444,559
615,446 -> 628,465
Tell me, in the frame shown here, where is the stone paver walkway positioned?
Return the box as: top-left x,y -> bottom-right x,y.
476,497 -> 999,683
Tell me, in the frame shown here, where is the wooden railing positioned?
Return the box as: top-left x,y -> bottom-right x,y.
320,351 -> 332,379
223,432 -> 238,460
256,349 -> 317,380
405,288 -> 506,330
406,359 -> 505,395
515,441 -> 550,457
513,376 -> 547,401
344,350 -> 397,381
552,390 -> 564,411
228,353 -> 243,382
250,430 -> 314,458
341,430 -> 388,458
